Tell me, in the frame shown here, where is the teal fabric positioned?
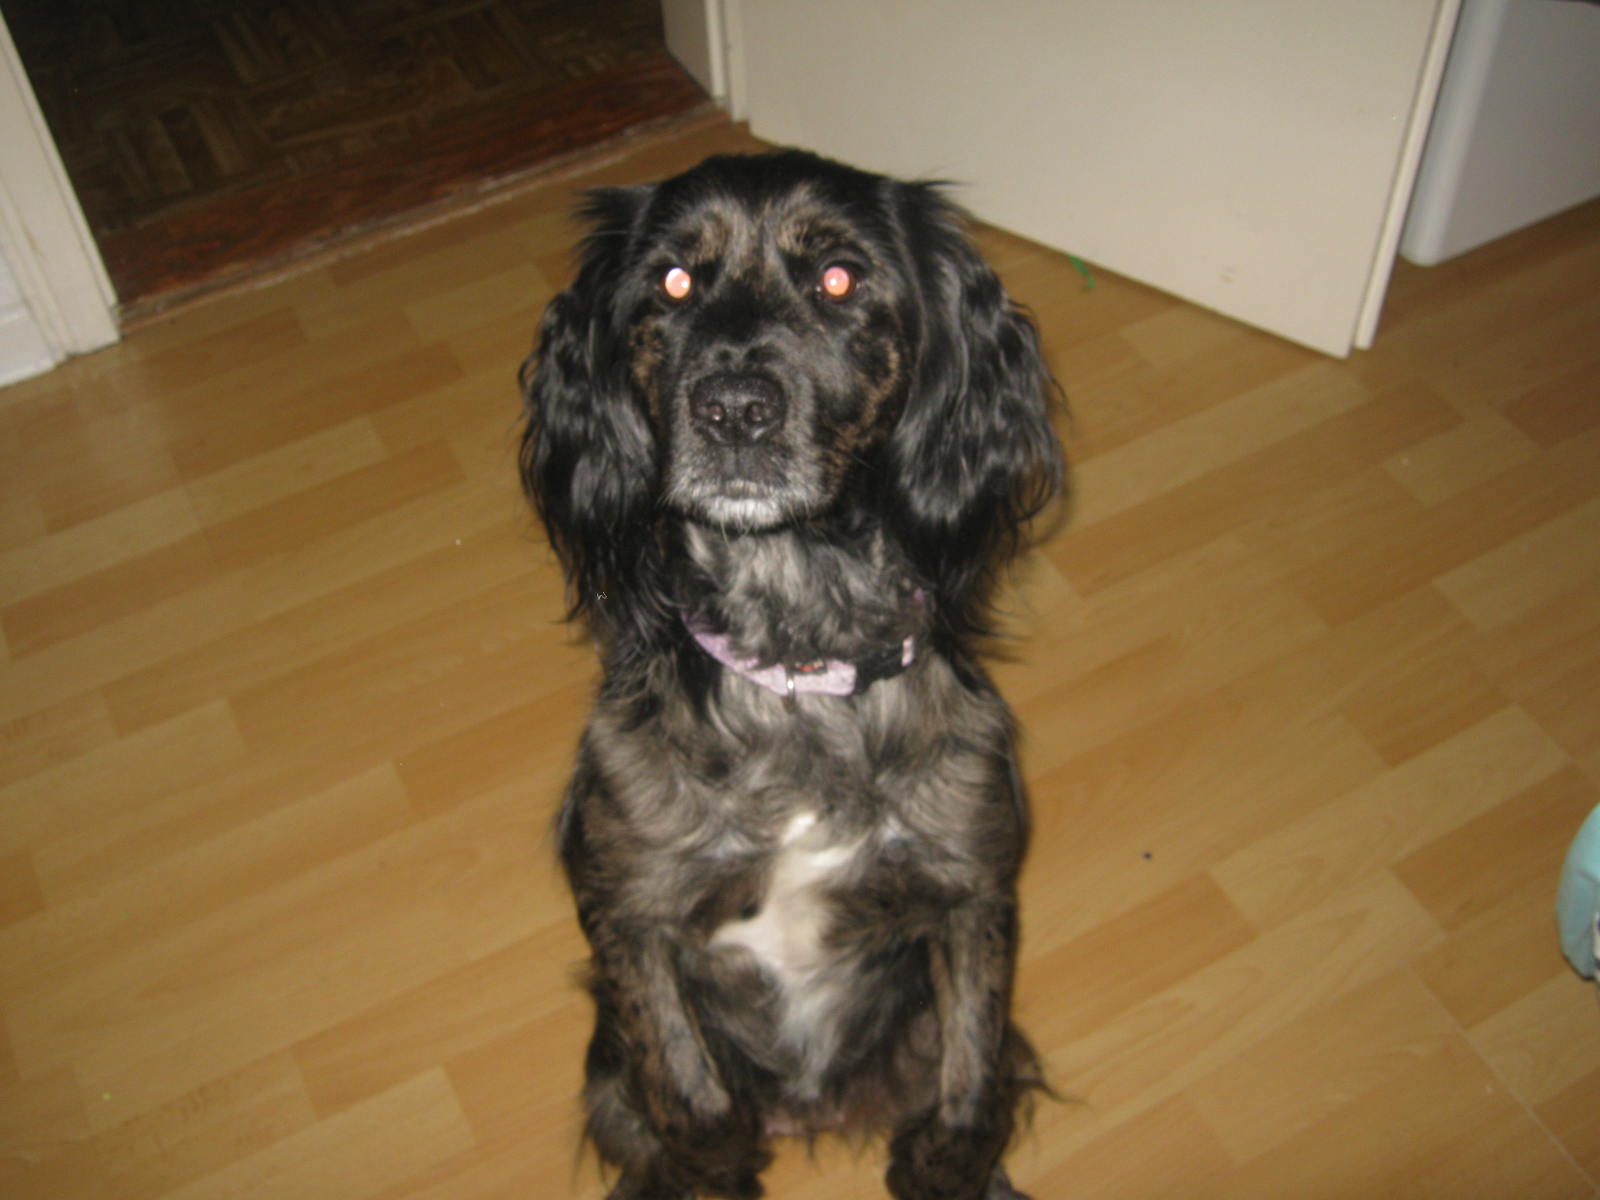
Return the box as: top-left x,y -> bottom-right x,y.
1557,804 -> 1600,979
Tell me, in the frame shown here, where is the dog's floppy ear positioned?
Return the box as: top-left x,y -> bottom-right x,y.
888,185 -> 1064,636
520,186 -> 664,644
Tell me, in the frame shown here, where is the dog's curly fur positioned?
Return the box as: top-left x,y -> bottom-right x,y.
519,149 -> 1064,1200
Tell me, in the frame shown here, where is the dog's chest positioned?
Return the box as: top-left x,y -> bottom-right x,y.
710,810 -> 860,985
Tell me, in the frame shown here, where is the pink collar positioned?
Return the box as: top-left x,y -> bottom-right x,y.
682,611 -> 917,703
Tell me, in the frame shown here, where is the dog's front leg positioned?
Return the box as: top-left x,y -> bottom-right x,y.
887,897 -> 1028,1200
586,926 -> 769,1200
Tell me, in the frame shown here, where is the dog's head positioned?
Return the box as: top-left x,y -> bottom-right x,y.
521,150 -> 1062,644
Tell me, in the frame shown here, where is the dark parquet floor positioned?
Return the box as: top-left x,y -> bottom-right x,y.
7,0 -> 708,314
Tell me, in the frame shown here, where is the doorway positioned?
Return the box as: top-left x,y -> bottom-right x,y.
5,0 -> 708,318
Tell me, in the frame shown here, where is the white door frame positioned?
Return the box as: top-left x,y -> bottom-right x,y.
0,12 -> 119,367
1354,0 -> 1462,347
662,0 -> 733,103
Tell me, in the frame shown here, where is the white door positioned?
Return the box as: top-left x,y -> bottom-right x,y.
707,1 -> 1460,357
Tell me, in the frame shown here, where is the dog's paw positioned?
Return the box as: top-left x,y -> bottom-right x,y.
886,1108 -> 1014,1200
605,1175 -> 692,1200
605,1146 -> 764,1200
654,1112 -> 769,1200
985,1166 -> 1032,1200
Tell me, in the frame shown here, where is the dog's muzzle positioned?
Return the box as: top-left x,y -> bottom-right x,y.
689,373 -> 786,446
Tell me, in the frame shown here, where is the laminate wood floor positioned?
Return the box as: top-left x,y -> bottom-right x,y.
2,117 -> 1598,1198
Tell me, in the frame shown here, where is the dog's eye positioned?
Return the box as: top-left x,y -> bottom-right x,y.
818,264 -> 856,302
661,265 -> 694,302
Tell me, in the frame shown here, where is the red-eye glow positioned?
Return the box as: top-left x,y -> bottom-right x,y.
820,264 -> 855,300
662,266 -> 693,301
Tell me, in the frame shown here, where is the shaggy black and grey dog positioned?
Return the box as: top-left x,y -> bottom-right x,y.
519,149 -> 1064,1200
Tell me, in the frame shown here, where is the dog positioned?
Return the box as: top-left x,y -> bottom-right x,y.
519,149 -> 1064,1200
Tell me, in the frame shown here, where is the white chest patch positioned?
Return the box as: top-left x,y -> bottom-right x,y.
711,811 -> 857,986
710,811 -> 864,1093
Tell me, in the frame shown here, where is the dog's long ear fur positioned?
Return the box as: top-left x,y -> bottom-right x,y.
888,185 -> 1065,638
520,187 -> 665,650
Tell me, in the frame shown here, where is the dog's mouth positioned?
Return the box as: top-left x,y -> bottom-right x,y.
667,371 -> 827,530
668,473 -> 814,531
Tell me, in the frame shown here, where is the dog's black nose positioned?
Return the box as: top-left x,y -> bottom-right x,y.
689,374 -> 786,445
